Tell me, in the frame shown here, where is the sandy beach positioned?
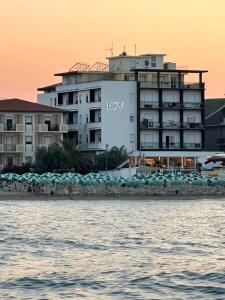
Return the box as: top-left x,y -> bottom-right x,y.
0,192 -> 224,201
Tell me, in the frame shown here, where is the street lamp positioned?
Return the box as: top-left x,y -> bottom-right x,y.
105,144 -> 109,172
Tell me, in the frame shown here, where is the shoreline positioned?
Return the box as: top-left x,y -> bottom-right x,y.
0,193 -> 224,201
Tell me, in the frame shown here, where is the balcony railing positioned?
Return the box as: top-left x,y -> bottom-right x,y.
183,123 -> 203,129
4,124 -> 16,131
87,142 -> 102,150
162,102 -> 181,109
162,143 -> 180,149
140,121 -> 160,129
183,102 -> 203,109
4,144 -> 16,151
140,142 -> 159,149
162,122 -> 181,129
140,101 -> 159,109
37,124 -> 68,132
183,143 -> 202,149
140,81 -> 204,89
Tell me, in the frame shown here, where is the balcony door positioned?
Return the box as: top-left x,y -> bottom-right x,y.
6,117 -> 13,131
25,116 -> 33,132
144,133 -> 153,148
5,136 -> 13,151
25,136 -> 33,152
44,116 -> 52,130
165,135 -> 175,148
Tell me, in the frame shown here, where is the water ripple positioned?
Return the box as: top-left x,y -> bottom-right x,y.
0,199 -> 225,299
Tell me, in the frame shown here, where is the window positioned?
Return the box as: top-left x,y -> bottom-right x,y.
58,94 -> 63,106
79,114 -> 82,124
97,112 -> 101,122
86,94 -> 89,103
130,114 -> 134,122
97,133 -> 101,142
25,136 -> 32,144
144,60 -> 149,66
75,94 -> 78,104
151,56 -> 156,68
44,136 -> 51,145
86,114 -> 88,123
79,95 -> 82,104
79,134 -> 82,144
68,92 -> 73,105
54,98 -> 57,106
68,112 -> 74,124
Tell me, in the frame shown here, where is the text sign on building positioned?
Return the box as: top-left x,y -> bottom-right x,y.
107,101 -> 124,111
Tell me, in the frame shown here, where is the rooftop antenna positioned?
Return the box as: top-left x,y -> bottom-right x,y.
105,42 -> 114,57
134,44 -> 137,56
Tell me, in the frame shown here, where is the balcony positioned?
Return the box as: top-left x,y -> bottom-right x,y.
162,122 -> 181,129
140,101 -> 159,109
183,123 -> 203,129
0,124 -> 24,132
140,120 -> 160,129
183,143 -> 202,149
87,143 -> 102,150
140,81 -> 158,88
2,144 -> 24,152
183,102 -> 203,109
37,124 -> 68,132
162,143 -> 180,149
162,102 -> 181,109
139,81 -> 204,89
140,142 -> 159,149
87,122 -> 101,130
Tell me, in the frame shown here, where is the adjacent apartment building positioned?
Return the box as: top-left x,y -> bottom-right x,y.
37,52 -> 207,168
0,99 -> 67,169
205,98 -> 225,151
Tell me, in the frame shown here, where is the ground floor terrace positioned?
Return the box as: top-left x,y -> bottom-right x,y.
129,151 -> 221,170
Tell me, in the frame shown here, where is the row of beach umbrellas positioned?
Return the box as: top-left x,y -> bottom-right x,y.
0,171 -> 225,187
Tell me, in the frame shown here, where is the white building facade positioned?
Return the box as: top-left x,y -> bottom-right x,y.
38,52 -> 209,169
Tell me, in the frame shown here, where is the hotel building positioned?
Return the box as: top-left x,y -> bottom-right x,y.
0,99 -> 67,169
37,52 -> 208,169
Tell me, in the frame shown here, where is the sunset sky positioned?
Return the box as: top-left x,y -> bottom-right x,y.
0,0 -> 225,101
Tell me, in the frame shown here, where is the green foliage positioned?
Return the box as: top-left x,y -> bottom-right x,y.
35,141 -> 128,173
35,139 -> 94,174
2,161 -> 37,174
94,146 -> 128,171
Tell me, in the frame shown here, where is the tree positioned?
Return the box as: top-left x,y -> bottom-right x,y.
94,146 -> 128,171
35,138 -> 94,174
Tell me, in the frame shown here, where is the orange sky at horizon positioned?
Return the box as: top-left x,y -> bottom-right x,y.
0,0 -> 225,101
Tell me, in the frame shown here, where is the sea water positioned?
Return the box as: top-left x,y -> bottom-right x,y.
0,199 -> 225,299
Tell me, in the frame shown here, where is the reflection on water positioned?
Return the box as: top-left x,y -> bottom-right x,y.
0,199 -> 225,299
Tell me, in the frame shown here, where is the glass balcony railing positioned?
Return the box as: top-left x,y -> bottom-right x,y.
183,123 -> 203,129
140,101 -> 159,109
140,142 -> 159,149
140,121 -> 160,129
162,122 -> 181,129
162,143 -> 180,149
162,102 -> 181,109
140,81 -> 204,89
183,143 -> 202,149
183,102 -> 203,109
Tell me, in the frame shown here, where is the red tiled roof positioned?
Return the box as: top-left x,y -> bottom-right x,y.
0,98 -> 65,113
